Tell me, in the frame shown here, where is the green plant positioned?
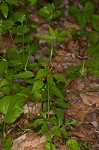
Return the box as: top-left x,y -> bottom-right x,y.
69,2 -> 95,29
38,3 -> 63,22
0,0 -> 98,149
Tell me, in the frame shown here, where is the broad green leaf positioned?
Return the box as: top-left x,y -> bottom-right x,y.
0,79 -> 9,88
77,12 -> 87,29
60,128 -> 70,137
69,5 -> 80,19
54,108 -> 64,126
1,86 -> 10,95
14,34 -> 33,44
38,122 -> 48,134
49,28 -> 56,39
57,31 -> 67,42
50,83 -> 64,99
55,98 -> 71,109
0,95 -> 26,123
0,3 -> 8,18
30,40 -> 39,54
5,0 -> 19,6
6,47 -> 18,59
15,71 -> 34,79
52,126 -> 62,137
84,2 -> 94,19
31,119 -> 45,127
1,19 -> 14,32
47,76 -> 53,86
40,111 -> 46,119
35,69 -> 48,80
38,59 -> 49,68
13,12 -> 26,23
0,60 -> 8,76
92,14 -> 99,32
31,80 -> 44,93
87,44 -> 99,58
3,137 -> 13,150
66,139 -> 79,150
85,60 -> 99,77
13,25 -> 28,35
49,117 -> 58,126
89,31 -> 99,44
53,73 -> 67,83
44,142 -> 56,150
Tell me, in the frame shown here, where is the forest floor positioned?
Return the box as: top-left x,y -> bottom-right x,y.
0,2 -> 99,150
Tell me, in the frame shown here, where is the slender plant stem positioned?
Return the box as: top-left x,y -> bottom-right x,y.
2,121 -> 6,147
49,42 -> 54,68
47,83 -> 50,119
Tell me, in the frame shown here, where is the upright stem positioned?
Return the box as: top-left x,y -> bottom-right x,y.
2,121 -> 6,147
49,42 -> 54,68
47,83 -> 50,119
47,42 -> 54,119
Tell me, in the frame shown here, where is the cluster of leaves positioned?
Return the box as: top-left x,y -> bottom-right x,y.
69,0 -> 99,77
0,0 -> 79,150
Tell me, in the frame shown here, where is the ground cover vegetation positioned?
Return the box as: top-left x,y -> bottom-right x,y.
0,0 -> 99,149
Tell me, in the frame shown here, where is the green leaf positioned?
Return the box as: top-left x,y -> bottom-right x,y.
6,47 -> 18,59
13,12 -> 26,23
5,0 -> 19,6
54,108 -> 64,126
27,118 -> 45,128
49,27 -> 57,39
0,95 -> 26,123
38,59 -> 49,68
13,25 -> 29,35
31,80 -> 44,93
35,69 -> 48,80
77,12 -> 87,29
44,142 -> 56,150
66,139 -> 79,150
38,122 -> 48,134
85,60 -> 99,77
15,71 -> 34,79
50,83 -> 64,99
69,5 -> 80,19
92,14 -> 99,32
55,98 -> 71,109
53,73 -> 67,83
3,137 -> 13,150
84,2 -> 94,19
30,40 -> 39,54
0,79 -> 9,88
39,35 -> 50,40
87,44 -> 99,58
49,117 -> 58,126
14,34 -> 33,44
1,19 -> 14,33
52,126 -> 62,137
0,60 -> 8,76
60,128 -> 70,137
0,3 -> 8,18
57,31 -> 67,42
1,86 -> 11,95
89,31 -> 99,44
